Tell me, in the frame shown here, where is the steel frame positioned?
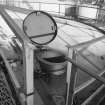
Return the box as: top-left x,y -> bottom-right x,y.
0,6 -> 35,105
0,49 -> 22,104
1,4 -> 105,49
66,49 -> 77,105
0,6 -> 56,105
0,4 -> 105,105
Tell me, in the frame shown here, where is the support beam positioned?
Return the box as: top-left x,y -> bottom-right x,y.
0,49 -> 20,89
66,49 -> 77,105
76,51 -> 103,72
1,4 -> 105,49
57,35 -> 103,73
0,4 -> 32,14
0,7 -> 36,105
0,4 -> 105,104
23,43 -> 34,95
0,6 -> 30,43
78,46 -> 89,53
66,35 -> 105,49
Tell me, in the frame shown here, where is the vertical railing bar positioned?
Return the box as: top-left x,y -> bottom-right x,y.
66,49 -> 77,105
59,4 -> 60,15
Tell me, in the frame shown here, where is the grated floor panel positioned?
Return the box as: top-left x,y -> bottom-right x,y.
0,70 -> 16,105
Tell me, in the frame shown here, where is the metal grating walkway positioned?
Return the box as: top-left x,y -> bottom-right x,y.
0,69 -> 16,105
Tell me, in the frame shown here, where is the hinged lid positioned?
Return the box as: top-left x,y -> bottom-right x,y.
23,11 -> 57,45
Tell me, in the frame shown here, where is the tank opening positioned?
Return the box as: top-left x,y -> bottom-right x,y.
44,56 -> 66,63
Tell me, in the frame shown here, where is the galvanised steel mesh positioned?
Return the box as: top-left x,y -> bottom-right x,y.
0,70 -> 16,105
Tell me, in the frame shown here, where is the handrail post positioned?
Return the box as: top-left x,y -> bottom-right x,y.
0,7 -> 35,105
66,48 -> 77,105
23,42 -> 35,105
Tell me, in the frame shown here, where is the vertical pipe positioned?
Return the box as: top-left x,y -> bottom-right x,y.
23,42 -> 34,105
66,49 -> 77,105
59,4 -> 60,15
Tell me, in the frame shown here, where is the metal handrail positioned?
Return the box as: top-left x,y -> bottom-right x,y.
1,0 -> 105,18
0,49 -> 21,89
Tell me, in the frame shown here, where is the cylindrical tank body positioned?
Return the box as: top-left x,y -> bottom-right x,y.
36,49 -> 67,75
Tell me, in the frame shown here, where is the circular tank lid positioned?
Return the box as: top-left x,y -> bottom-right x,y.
23,11 -> 57,45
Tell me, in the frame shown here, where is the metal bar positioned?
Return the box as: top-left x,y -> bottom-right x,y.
77,51 -> 103,72
0,62 -> 22,105
0,50 -> 24,104
0,7 -> 35,105
66,49 -> 77,105
23,42 -> 35,105
66,35 -> 105,49
59,29 -> 104,73
59,4 -> 60,15
0,6 -> 30,43
74,69 -> 105,94
0,4 -> 31,13
65,56 -> 105,85
23,43 -> 34,95
30,32 -> 55,39
66,48 -> 73,105
0,49 -> 21,89
78,46 -> 89,53
1,2 -> 105,98
58,34 -> 104,73
66,48 -> 73,84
